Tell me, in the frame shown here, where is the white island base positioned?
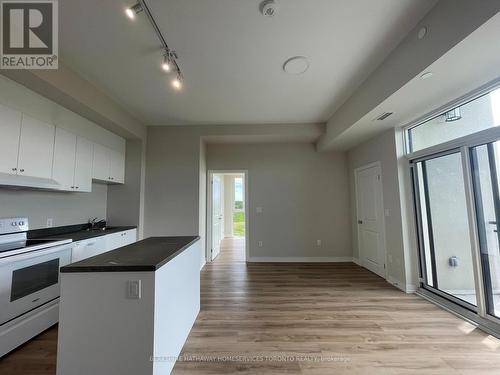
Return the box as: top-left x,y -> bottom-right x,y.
56,239 -> 200,375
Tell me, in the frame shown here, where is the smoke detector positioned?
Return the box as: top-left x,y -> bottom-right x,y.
260,0 -> 278,17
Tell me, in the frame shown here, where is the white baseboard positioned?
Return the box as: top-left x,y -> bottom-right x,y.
352,257 -> 361,266
248,256 -> 355,263
386,275 -> 416,293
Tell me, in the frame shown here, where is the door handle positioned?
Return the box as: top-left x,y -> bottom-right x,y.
357,220 -> 363,224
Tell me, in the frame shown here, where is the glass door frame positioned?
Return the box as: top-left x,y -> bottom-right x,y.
407,127 -> 500,331
410,148 -> 483,313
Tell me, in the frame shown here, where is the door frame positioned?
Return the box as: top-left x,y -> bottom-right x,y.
354,161 -> 388,279
206,170 -> 249,262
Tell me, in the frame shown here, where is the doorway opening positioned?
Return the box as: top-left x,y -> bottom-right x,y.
207,171 -> 248,263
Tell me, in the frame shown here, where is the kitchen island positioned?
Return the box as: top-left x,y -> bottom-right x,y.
56,236 -> 201,375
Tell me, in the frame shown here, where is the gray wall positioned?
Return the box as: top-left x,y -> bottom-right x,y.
0,183 -> 107,229
144,126 -> 352,262
144,127 -> 202,238
107,139 -> 146,237
207,143 -> 351,259
348,129 -> 406,284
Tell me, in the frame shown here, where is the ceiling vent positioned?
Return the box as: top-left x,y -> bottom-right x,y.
374,112 -> 394,121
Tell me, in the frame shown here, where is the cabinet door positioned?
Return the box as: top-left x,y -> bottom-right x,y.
0,104 -> 22,175
74,137 -> 93,192
52,128 -> 77,190
92,143 -> 110,181
105,232 -> 123,252
121,229 -> 137,246
109,149 -> 125,184
71,241 -> 87,262
85,237 -> 106,258
17,115 -> 55,179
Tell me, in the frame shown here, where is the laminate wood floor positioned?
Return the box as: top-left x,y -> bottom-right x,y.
1,237 -> 499,374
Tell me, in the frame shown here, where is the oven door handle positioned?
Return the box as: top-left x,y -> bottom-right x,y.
0,244 -> 73,265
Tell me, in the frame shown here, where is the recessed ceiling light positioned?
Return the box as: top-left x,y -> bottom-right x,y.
283,56 -> 309,75
420,71 -> 433,80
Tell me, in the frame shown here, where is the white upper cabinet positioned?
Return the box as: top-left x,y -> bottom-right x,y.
92,143 -> 110,181
74,137 -> 93,192
17,115 -> 55,179
109,149 -> 125,184
52,128 -> 94,192
92,144 -> 125,184
52,127 -> 77,190
0,104 -> 22,175
0,101 -> 125,190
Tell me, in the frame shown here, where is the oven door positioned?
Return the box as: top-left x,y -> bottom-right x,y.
0,244 -> 72,325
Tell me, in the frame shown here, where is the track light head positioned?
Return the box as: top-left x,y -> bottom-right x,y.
172,74 -> 182,90
126,3 -> 143,20
162,51 -> 173,72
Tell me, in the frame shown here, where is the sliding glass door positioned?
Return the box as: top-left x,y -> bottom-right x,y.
471,141 -> 500,319
413,151 -> 478,309
407,83 -> 500,331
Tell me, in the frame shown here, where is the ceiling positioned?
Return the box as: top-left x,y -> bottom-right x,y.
59,0 -> 437,126
330,11 -> 500,150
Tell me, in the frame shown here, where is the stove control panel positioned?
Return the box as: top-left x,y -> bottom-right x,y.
0,218 -> 29,235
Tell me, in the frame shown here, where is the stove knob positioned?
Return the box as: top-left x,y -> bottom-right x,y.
19,221 -> 24,226
11,222 -> 17,226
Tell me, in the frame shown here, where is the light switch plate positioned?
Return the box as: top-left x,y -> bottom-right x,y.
127,280 -> 141,299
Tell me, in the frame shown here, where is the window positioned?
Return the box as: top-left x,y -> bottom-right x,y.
407,87 -> 500,153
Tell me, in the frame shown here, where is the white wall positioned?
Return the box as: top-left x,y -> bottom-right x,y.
207,143 -> 351,260
0,183 -> 107,229
348,129 -> 407,285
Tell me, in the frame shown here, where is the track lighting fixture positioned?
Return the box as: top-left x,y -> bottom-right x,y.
172,74 -> 182,90
125,3 -> 143,20
162,54 -> 172,72
125,0 -> 184,91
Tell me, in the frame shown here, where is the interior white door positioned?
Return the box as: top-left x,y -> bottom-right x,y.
356,164 -> 386,278
17,115 -> 55,179
74,137 -> 93,192
211,174 -> 223,261
0,104 -> 22,175
52,127 -> 77,190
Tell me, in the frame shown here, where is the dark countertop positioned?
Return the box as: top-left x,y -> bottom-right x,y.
60,236 -> 200,273
28,224 -> 137,242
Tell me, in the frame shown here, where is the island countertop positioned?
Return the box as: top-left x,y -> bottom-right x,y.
60,236 -> 200,273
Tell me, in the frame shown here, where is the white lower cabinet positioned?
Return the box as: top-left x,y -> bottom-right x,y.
71,237 -> 106,263
71,229 -> 137,263
105,229 -> 137,251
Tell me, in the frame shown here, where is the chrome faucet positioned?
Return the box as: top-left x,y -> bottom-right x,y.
88,217 -> 106,230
